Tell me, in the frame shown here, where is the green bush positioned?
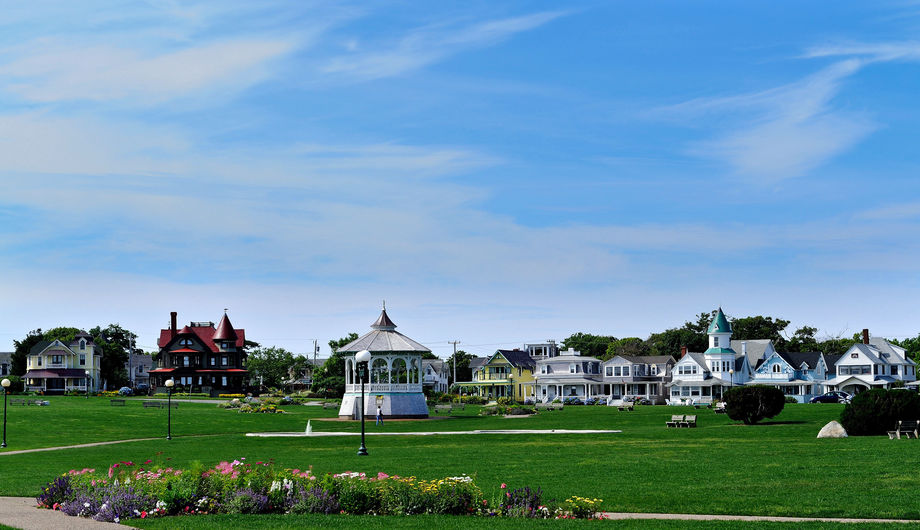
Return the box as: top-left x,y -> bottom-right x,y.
784,396 -> 798,404
496,397 -> 513,406
2,375 -> 24,393
840,389 -> 920,436
723,385 -> 785,425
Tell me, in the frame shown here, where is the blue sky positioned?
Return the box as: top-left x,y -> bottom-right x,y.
1,1 -> 919,357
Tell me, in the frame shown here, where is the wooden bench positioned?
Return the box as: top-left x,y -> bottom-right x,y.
888,420 -> 919,439
322,402 -> 338,410
450,402 -> 466,411
666,415 -> 683,428
434,404 -> 452,414
143,401 -> 178,409
10,398 -> 27,405
714,402 -> 727,414
110,399 -> 126,406
681,415 -> 697,428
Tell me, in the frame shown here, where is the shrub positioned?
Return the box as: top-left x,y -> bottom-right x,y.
723,385 -> 785,425
840,389 -> 920,436
784,396 -> 798,404
496,397 -> 513,407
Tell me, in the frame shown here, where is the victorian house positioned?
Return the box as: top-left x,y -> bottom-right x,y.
823,330 -> 917,395
149,311 -> 249,395
457,349 -> 536,401
24,331 -> 101,394
602,355 -> 674,404
534,348 -> 602,402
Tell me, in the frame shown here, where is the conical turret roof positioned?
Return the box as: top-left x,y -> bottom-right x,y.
337,307 -> 430,353
213,312 -> 238,341
371,308 -> 397,330
708,307 -> 732,334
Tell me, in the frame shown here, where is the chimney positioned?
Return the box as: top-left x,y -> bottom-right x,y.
680,346 -> 688,357
171,312 -> 178,338
742,342 -> 747,355
862,329 -> 869,345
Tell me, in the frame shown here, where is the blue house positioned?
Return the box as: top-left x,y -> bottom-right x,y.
749,351 -> 833,403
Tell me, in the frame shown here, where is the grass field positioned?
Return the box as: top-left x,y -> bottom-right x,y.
1,397 -> 918,527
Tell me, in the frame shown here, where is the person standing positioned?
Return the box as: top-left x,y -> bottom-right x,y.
376,404 -> 383,426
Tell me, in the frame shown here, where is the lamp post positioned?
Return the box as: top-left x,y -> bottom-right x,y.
165,378 -> 175,440
729,369 -> 734,390
2,378 -> 10,448
85,370 -> 91,399
355,349 -> 371,456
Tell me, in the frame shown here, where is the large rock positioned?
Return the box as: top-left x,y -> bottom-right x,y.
817,420 -> 848,438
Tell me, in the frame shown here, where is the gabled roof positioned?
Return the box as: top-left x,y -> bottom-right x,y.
491,349 -> 536,369
824,354 -> 843,375
708,308 -> 732,334
869,337 -> 915,365
731,339 -> 772,366
680,352 -> 710,371
29,340 -> 74,356
157,315 -> 247,353
778,352 -> 824,370
849,343 -> 882,364
337,309 -> 430,353
617,355 -> 675,365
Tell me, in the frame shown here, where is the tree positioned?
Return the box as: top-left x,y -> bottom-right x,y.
723,385 -> 785,425
445,349 -> 474,384
247,346 -> 297,388
90,324 -> 137,389
891,334 -> 920,364
12,329 -> 44,376
785,326 -> 819,353
646,312 -> 713,358
730,315 -> 790,350
311,332 -> 359,398
561,333 -> 617,359
604,337 -> 650,361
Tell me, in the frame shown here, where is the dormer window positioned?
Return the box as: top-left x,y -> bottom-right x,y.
179,339 -> 192,347
772,364 -> 781,373
713,337 -> 719,347
79,339 -> 86,350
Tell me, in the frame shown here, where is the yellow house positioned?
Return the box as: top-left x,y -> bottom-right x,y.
24,331 -> 102,394
457,350 -> 536,402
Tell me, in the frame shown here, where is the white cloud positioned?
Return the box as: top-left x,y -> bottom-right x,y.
320,11 -> 566,81
0,39 -> 295,104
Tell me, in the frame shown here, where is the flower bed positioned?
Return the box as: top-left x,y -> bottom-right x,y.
37,459 -> 604,522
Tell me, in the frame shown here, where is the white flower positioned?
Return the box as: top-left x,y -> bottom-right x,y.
269,480 -> 281,493
114,517 -> 120,523
84,502 -> 91,508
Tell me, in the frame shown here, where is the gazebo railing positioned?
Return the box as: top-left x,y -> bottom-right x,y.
346,383 -> 423,393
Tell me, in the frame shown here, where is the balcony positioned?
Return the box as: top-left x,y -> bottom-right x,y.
345,383 -> 423,393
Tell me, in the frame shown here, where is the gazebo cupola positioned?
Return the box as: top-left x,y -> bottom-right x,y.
337,306 -> 430,419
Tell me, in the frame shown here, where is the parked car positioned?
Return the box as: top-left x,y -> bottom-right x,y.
809,391 -> 851,404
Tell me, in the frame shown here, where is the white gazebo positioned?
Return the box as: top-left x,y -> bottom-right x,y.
338,307 -> 430,419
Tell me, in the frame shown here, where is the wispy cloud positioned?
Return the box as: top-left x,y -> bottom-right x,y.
320,11 -> 567,82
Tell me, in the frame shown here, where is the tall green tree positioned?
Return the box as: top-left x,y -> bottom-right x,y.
892,334 -> 920,364
90,324 -> 137,389
445,349 -> 474,384
561,332 -> 617,359
311,332 -> 359,398
604,337 -> 650,361
247,346 -> 296,388
730,315 -> 791,350
785,326 -> 819,352
11,329 -> 44,376
646,312 -> 714,358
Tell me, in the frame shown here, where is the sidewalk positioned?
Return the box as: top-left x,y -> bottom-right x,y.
0,497 -> 132,529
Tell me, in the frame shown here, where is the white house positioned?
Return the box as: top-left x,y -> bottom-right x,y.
823,330 -> 917,395
422,359 -> 450,393
534,349 -> 603,402
602,355 -> 674,404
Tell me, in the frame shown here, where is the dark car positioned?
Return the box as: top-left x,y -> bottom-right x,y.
809,391 -> 851,404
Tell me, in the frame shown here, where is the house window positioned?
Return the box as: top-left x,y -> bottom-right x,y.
892,366 -> 899,375
37,356 -> 42,366
851,353 -> 858,359
51,355 -> 63,364
605,367 -> 613,377
183,356 -> 190,367
569,364 -> 577,374
650,365 -> 658,375
221,355 -> 228,366
79,354 -> 86,366
79,340 -> 86,350
772,364 -> 781,373
713,337 -> 719,347
210,356 -> 216,367
614,366 -> 621,377
222,376 -> 228,386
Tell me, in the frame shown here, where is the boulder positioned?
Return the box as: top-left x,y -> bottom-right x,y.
817,420 -> 848,438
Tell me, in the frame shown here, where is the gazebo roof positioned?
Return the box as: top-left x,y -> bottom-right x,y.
337,308 -> 431,354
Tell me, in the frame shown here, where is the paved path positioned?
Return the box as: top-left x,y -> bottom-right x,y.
247,428 -> 622,437
0,497 -> 132,529
599,512 -> 918,524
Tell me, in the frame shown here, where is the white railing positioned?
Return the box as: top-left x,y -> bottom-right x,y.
346,383 -> 423,393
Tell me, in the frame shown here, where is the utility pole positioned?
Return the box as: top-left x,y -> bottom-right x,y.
448,340 -> 460,389
313,339 -> 319,388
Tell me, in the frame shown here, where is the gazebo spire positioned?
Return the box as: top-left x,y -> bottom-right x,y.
371,305 -> 397,331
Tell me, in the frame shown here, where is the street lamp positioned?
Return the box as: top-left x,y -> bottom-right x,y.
355,349 -> 371,456
85,370 -> 91,399
729,369 -> 734,390
2,378 -> 10,448
165,378 -> 175,440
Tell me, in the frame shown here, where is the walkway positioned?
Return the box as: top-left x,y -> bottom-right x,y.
0,497 -> 130,529
599,512 -> 918,524
247,428 -> 621,437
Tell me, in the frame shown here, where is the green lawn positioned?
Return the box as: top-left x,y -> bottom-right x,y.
1,397 -> 918,527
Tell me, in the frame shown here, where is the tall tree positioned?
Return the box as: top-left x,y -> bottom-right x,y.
646,312 -> 714,358
729,315 -> 790,349
311,332 -> 359,398
445,349 -> 474,384
604,337 -> 650,361
11,328 -> 44,376
892,334 -> 920,364
786,326 -> 819,353
247,346 -> 296,388
90,324 -> 139,389
561,332 -> 617,359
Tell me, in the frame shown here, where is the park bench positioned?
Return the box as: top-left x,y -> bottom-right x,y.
143,401 -> 178,409
450,402 -> 466,411
666,415 -> 683,428
434,404 -> 452,414
714,402 -> 727,414
888,420 -> 919,439
322,402 -> 338,410
110,399 -> 126,406
680,415 -> 697,428
10,398 -> 26,405
618,403 -> 634,412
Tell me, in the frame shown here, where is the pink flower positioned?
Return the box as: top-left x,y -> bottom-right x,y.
377,472 -> 389,479
500,483 -> 506,489
140,511 -> 147,518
